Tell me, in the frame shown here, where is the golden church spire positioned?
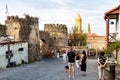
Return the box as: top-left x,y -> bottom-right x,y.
75,13 -> 82,33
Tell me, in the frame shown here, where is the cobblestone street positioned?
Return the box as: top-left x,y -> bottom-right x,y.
0,58 -> 99,80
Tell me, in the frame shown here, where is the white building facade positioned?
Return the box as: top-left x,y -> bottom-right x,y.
104,5 -> 120,65
104,5 -> 120,44
0,41 -> 28,68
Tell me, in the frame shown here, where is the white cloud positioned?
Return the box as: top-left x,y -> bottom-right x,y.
49,0 -> 73,5
0,0 -> 119,36
50,0 -> 66,5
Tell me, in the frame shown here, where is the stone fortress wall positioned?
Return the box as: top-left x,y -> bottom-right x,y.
5,15 -> 40,62
44,24 -> 68,49
39,31 -> 49,46
39,31 -> 49,57
0,24 -> 6,36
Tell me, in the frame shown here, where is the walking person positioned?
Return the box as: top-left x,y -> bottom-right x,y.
67,47 -> 76,78
56,50 -> 60,58
80,50 -> 88,76
63,50 -> 67,63
97,51 -> 108,80
75,52 -> 80,68
85,47 -> 89,57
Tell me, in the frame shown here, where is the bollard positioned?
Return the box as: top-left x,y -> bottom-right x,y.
110,64 -> 115,79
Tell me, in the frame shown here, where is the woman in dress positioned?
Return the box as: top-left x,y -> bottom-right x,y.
80,50 -> 88,76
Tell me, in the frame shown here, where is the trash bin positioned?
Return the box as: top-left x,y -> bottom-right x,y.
110,63 -> 115,79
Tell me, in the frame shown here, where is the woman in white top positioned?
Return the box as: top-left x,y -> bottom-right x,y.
57,51 -> 60,58
63,51 -> 67,63
75,53 -> 80,68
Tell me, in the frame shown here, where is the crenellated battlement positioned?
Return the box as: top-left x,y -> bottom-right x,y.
39,30 -> 48,33
5,15 -> 38,24
5,16 -> 19,23
44,24 -> 67,33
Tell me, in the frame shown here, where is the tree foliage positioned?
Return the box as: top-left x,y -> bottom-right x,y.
104,41 -> 120,55
88,23 -> 91,34
69,26 -> 87,46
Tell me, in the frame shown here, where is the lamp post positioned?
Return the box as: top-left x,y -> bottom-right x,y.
6,37 -> 13,68
7,40 -> 11,67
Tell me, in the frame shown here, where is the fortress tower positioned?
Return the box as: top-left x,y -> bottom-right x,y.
5,15 -> 40,62
75,13 -> 82,33
44,24 -> 68,49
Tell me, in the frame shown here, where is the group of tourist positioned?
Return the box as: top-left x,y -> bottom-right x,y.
66,47 -> 88,78
62,47 -> 108,80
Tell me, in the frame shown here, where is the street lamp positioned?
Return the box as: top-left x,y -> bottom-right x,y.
6,37 -> 13,68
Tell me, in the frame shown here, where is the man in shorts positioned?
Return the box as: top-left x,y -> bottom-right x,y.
97,51 -> 108,80
67,47 -> 76,78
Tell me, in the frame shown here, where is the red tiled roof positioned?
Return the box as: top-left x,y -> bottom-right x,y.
104,5 -> 120,19
87,33 -> 105,37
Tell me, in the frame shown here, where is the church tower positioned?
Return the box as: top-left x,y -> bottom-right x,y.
75,13 -> 82,33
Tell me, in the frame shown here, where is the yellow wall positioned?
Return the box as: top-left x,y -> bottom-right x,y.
87,33 -> 107,50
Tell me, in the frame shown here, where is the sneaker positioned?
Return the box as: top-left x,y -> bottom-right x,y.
72,75 -> 74,78
68,75 -> 71,78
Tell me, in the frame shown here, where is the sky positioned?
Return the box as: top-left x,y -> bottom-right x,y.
0,0 -> 119,36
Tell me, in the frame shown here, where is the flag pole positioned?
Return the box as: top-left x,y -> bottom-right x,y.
5,3 -> 9,16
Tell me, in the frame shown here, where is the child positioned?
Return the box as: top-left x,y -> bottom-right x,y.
63,51 -> 67,63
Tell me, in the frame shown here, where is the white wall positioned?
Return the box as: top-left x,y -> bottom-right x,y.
109,19 -> 116,33
0,41 -> 28,68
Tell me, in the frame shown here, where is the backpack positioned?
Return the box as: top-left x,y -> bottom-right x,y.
99,56 -> 106,65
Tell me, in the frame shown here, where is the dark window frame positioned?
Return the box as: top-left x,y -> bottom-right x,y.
18,48 -> 24,51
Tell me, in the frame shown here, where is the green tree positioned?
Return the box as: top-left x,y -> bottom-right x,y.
104,41 -> 120,55
88,23 -> 91,34
69,26 -> 87,46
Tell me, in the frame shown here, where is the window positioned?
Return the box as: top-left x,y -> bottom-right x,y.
19,48 -> 23,51
53,37 -> 56,40
14,27 -> 18,29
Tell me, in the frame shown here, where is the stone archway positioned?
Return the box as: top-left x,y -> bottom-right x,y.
40,39 -> 49,58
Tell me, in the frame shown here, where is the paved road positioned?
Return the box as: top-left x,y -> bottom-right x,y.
0,58 -> 98,80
